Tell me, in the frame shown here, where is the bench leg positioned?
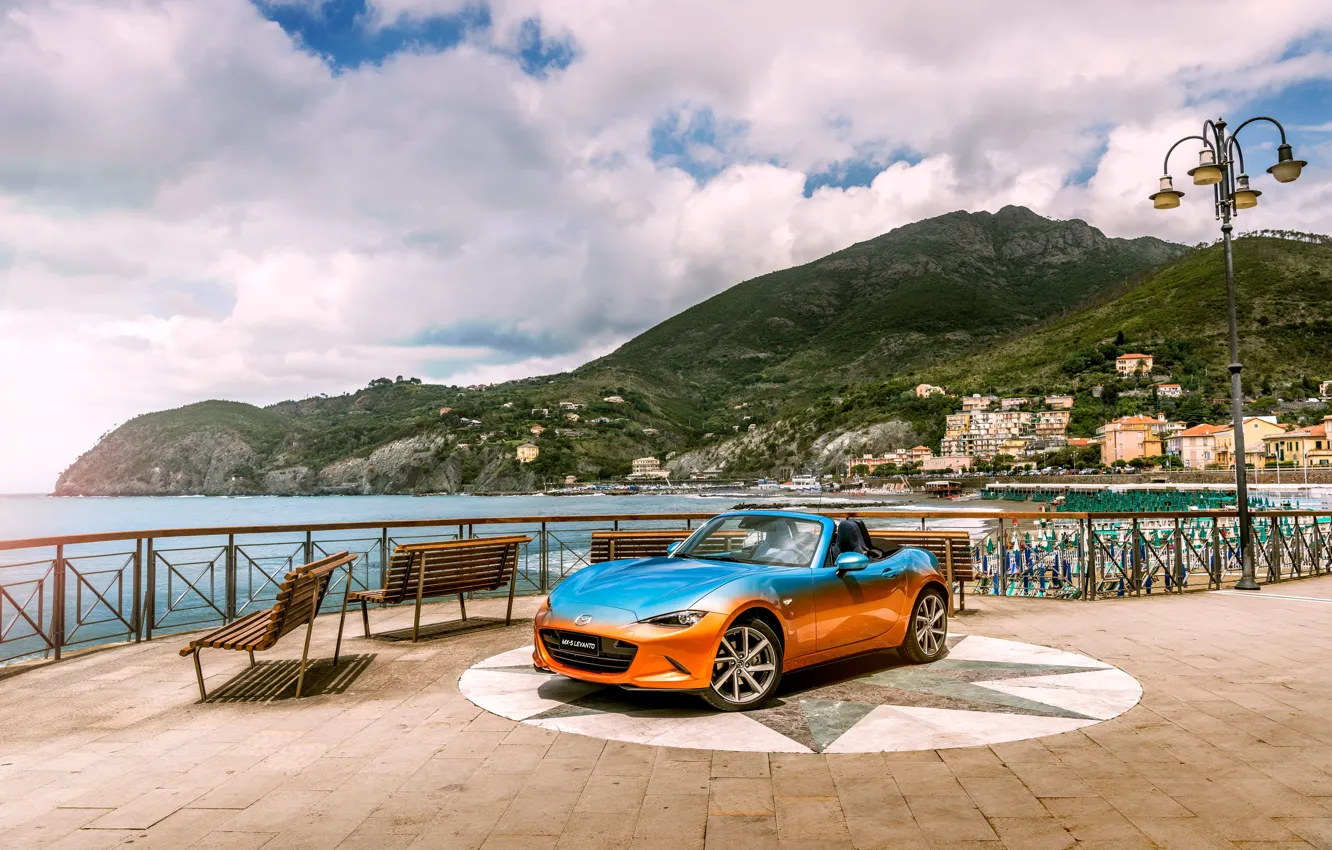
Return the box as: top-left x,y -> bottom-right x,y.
295,618 -> 315,699
334,576 -> 351,667
505,577 -> 516,627
360,599 -> 371,638
458,593 -> 467,622
247,650 -> 255,667
192,649 -> 207,702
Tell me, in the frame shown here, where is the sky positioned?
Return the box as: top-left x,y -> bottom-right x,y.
2,0 -> 1332,493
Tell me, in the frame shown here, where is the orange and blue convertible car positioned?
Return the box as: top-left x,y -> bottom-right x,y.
533,511 -> 949,710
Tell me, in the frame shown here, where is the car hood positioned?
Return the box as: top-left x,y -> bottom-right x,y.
551,556 -> 757,618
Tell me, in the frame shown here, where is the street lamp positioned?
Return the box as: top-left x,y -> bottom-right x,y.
1151,116 -> 1306,591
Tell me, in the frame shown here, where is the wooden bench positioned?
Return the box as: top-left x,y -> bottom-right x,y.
341,535 -> 531,644
868,530 -> 974,613
589,530 -> 694,563
180,551 -> 356,701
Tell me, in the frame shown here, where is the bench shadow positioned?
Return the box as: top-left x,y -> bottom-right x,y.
368,616 -> 514,643
206,654 -> 375,703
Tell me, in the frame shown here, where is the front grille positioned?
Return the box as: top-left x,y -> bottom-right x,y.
541,629 -> 638,674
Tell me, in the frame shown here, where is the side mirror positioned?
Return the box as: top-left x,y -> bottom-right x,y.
835,552 -> 870,573
666,542 -> 682,556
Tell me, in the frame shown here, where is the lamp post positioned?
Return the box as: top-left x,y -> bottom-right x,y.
1150,116 -> 1306,591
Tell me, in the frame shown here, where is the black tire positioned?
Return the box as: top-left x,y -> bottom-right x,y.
899,587 -> 948,664
700,618 -> 784,711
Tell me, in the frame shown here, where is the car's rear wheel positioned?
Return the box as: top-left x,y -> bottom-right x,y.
899,587 -> 948,664
700,619 -> 782,711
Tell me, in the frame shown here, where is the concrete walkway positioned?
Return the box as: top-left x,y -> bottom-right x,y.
3,581 -> 1332,849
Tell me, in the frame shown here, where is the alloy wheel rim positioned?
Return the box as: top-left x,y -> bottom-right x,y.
915,594 -> 946,657
711,625 -> 777,704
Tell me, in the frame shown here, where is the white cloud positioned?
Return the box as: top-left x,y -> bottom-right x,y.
1,0 -> 1331,491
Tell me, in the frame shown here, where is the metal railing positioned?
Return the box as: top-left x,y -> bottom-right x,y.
2,508 -> 1330,667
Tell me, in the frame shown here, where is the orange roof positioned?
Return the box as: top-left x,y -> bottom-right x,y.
1117,353 -> 1151,360
911,445 -> 930,451
1109,415 -> 1163,426
1176,424 -> 1225,437
1278,423 -> 1326,439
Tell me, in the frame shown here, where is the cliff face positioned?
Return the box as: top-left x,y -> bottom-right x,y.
55,428 -> 258,496
54,406 -> 538,496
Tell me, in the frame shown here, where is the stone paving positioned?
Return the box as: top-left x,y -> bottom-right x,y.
3,581 -> 1332,849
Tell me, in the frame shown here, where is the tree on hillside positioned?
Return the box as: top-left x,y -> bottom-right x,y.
1115,330 -> 1125,346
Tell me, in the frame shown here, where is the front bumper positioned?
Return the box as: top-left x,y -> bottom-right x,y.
532,606 -> 722,690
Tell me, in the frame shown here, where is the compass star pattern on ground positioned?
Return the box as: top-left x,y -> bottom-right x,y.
458,634 -> 1143,754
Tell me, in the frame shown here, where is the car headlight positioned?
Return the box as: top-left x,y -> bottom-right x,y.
641,610 -> 708,627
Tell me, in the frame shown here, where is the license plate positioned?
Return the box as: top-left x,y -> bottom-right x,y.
559,635 -> 598,654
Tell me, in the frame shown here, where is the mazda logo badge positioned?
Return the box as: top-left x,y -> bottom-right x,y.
574,614 -> 592,626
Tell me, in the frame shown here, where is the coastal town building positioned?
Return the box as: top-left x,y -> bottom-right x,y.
960,394 -> 998,412
531,408 -> 548,417
1156,383 -> 1183,398
603,395 -> 625,403
1321,380 -> 1332,398
1098,414 -> 1183,465
1265,416 -> 1332,466
630,456 -> 668,479
914,383 -> 945,398
941,410 -> 1071,459
1214,417 -> 1287,468
1044,395 -> 1075,410
565,413 -> 580,421
515,444 -> 539,463
847,447 -> 935,476
529,425 -> 545,435
558,401 -> 584,410
1166,424 -> 1225,468
1000,397 -> 1030,411
1115,353 -> 1153,376
438,407 -> 452,415
922,455 -> 974,472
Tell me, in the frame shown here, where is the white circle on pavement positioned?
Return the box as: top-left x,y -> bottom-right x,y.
459,634 -> 1142,753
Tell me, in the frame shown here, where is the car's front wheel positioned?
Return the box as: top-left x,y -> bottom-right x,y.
899,587 -> 948,664
700,619 -> 782,711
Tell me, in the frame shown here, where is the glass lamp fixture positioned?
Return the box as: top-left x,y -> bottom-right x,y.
1149,175 -> 1184,209
1267,143 -> 1306,183
1233,173 -> 1261,209
1188,147 -> 1223,186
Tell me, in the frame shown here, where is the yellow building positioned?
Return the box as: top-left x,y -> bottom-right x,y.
516,443 -> 539,463
1265,416 -> 1332,467
1098,415 -> 1176,465
1214,417 -> 1287,468
1115,353 -> 1153,376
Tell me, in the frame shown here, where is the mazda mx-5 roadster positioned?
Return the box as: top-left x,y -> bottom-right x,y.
532,511 -> 950,710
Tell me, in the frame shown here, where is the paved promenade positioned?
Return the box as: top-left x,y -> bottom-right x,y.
3,582 -> 1332,849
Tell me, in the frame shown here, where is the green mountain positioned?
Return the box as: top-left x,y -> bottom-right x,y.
579,204 -> 1181,398
57,206 -> 1210,494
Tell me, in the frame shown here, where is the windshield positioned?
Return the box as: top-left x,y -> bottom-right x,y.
676,515 -> 824,568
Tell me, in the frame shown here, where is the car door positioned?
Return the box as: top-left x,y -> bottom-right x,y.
812,549 -> 910,652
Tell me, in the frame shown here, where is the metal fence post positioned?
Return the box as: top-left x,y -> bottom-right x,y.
380,527 -> 389,588
1173,518 -> 1183,593
1211,519 -> 1222,589
225,533 -> 237,621
1269,516 -> 1280,582
145,538 -> 156,640
132,538 -> 143,642
540,522 -> 549,593
1083,518 -> 1095,600
1130,518 -> 1142,596
304,530 -> 313,565
52,544 -> 65,661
